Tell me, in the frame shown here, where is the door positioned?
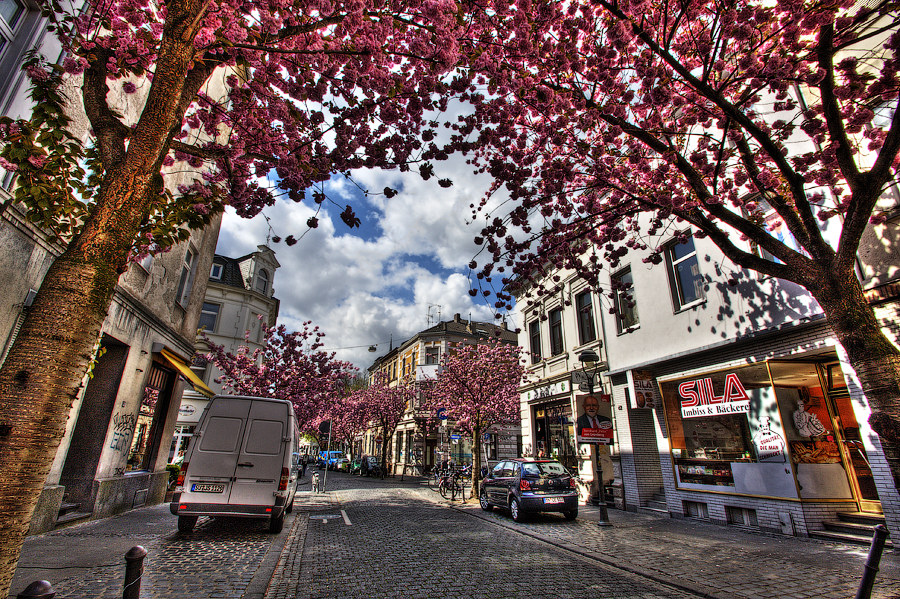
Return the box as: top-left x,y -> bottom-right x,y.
230,399 -> 288,507
185,398 -> 252,505
823,363 -> 881,513
485,461 -> 506,504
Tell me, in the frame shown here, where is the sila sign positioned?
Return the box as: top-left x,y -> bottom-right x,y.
679,373 -> 750,419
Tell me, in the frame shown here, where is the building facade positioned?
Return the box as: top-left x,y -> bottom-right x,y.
0,8 -> 225,533
513,272 -> 619,507
172,246 -> 281,463
366,314 -> 520,476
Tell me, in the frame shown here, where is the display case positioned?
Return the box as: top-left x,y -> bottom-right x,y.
675,458 -> 737,486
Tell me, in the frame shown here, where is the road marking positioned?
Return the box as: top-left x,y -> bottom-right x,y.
309,515 -> 343,523
341,510 -> 352,525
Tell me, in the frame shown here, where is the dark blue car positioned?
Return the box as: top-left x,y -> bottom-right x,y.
479,458 -> 578,522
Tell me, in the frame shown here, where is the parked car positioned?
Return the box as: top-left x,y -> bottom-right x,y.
335,457 -> 350,472
318,450 -> 344,469
479,458 -> 578,522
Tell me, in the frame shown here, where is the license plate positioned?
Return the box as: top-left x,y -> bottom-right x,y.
543,497 -> 564,504
192,483 -> 225,493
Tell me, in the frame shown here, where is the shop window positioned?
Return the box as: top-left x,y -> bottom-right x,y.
683,500 -> 708,520
549,308 -> 563,355
528,319 -> 542,363
575,290 -> 597,344
127,363 -> 175,472
198,302 -> 220,332
726,506 -> 758,528
665,236 -> 704,311
661,363 -> 790,495
611,267 -> 639,333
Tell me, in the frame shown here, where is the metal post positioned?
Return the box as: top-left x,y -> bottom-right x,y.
123,545 -> 147,599
855,524 -> 889,599
594,448 -> 612,526
322,426 -> 332,492
17,581 -> 56,599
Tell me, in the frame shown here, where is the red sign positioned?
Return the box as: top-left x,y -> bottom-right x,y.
679,373 -> 750,419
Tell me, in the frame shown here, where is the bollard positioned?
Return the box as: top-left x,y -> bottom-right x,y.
17,580 -> 55,599
123,545 -> 148,599
855,524 -> 890,599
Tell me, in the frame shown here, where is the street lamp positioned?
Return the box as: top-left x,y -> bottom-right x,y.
577,346 -> 613,527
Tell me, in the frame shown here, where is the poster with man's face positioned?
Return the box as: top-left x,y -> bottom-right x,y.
575,394 -> 614,444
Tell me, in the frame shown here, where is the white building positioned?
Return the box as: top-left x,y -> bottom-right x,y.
171,246 -> 281,462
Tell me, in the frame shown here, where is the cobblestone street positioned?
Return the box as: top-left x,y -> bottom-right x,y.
11,471 -> 900,599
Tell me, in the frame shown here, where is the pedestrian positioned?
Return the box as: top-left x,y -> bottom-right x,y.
301,453 -> 308,478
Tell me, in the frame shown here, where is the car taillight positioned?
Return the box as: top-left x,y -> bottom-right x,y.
569,477 -> 577,488
176,464 -> 188,487
278,467 -> 289,491
520,479 -> 532,491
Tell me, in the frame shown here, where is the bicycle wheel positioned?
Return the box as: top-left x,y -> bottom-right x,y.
451,478 -> 463,501
439,479 -> 450,499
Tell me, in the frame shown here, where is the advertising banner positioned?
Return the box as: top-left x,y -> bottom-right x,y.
627,369 -> 659,409
574,394 -> 614,444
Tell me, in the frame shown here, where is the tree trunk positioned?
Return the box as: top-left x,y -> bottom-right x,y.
811,267 -> 900,513
0,2 -> 205,594
470,424 -> 482,499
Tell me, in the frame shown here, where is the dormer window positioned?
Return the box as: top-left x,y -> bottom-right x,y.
255,268 -> 269,294
210,263 -> 223,280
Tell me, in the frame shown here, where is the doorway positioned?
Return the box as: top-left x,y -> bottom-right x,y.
822,362 -> 881,513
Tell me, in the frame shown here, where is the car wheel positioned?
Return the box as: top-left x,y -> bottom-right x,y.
269,510 -> 285,534
564,508 -> 578,520
510,497 -> 525,522
178,515 -> 197,533
479,491 -> 492,512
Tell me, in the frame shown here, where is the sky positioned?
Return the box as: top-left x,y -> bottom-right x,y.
214,157 -> 520,373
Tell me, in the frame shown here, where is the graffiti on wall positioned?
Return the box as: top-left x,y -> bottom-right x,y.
110,412 -> 137,453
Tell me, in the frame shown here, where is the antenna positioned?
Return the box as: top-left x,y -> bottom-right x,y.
427,304 -> 442,327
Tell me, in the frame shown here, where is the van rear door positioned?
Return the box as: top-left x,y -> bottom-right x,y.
229,399 -> 288,507
183,397 -> 252,505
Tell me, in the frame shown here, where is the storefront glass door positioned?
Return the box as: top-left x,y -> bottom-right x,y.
533,402 -> 576,470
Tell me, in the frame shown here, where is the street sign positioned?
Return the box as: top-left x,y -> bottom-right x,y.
450,434 -> 461,440
436,408 -> 448,420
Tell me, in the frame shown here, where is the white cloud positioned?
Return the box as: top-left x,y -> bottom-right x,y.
215,159 -> 512,371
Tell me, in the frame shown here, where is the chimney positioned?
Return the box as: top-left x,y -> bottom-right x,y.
454,313 -> 462,323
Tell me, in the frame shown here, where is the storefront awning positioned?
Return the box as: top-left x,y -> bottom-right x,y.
160,348 -> 214,398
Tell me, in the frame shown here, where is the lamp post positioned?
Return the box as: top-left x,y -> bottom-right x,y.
577,347 -> 613,527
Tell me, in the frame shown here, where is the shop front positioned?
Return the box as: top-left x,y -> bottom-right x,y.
654,354 -> 882,533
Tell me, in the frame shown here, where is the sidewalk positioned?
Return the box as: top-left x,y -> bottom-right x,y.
407,484 -> 900,599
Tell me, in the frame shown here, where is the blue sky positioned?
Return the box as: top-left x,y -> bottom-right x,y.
215,162 -> 516,372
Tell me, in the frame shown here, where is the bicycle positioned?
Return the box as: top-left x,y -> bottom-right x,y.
438,464 -> 471,501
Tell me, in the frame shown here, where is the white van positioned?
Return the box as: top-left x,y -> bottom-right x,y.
170,395 -> 300,533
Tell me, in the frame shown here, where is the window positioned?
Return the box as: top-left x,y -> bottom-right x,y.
425,346 -> 440,365
528,320 -> 542,363
198,302 -> 220,332
0,0 -> 24,56
210,263 -> 223,280
549,308 -> 563,355
612,268 -> 639,333
575,291 -> 597,344
255,268 -> 269,294
175,246 -> 197,307
665,237 -> 704,310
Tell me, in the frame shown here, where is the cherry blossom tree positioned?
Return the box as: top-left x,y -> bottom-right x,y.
455,1 -> 900,500
0,0 -> 466,588
350,373 -> 415,475
204,321 -> 357,433
425,337 -> 523,497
